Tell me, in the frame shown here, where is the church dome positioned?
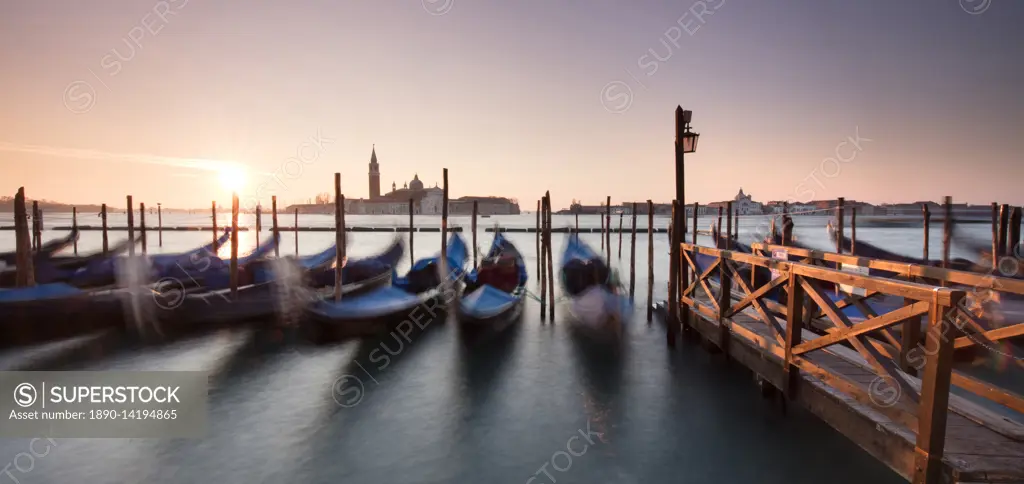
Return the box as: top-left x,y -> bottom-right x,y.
409,174 -> 424,190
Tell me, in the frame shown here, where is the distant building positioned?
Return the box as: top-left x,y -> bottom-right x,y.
707,188 -> 763,215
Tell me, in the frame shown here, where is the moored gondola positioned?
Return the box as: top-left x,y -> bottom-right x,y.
457,232 -> 527,328
306,233 -> 468,339
560,234 -> 631,338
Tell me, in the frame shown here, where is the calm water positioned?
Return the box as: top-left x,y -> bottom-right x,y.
0,213 -> 1009,483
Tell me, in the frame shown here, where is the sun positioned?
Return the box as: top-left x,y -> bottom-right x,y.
217,165 -> 247,193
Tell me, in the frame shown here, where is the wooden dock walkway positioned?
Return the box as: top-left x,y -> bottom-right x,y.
670,242 -> 1024,483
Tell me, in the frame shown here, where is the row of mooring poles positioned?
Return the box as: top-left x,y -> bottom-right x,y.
991,203 -> 1023,265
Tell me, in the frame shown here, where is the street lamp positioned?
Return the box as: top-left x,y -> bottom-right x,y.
679,109 -> 700,153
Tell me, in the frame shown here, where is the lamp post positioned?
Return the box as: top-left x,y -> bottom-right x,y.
670,106 -> 700,346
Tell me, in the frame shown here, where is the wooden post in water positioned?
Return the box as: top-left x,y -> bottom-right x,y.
441,168 -> 449,319
101,203 -> 109,254
782,203 -> 793,246
472,200 -> 478,270
923,204 -> 931,262
294,208 -> 299,256
600,207 -> 605,251
211,201 -> 218,253
139,202 -> 147,254
629,202 -> 636,302
716,207 -> 723,247
850,206 -> 857,255
618,212 -> 623,259
540,196 -> 547,321
126,196 -> 135,256
646,200 -> 654,323
157,203 -> 163,247
667,200 -> 680,346
334,173 -> 344,303
230,193 -> 239,300
255,203 -> 261,248
271,196 -> 279,257
725,202 -> 733,250
999,204 -> 1010,258
991,202 -> 999,267
734,208 -> 739,241
1010,207 -> 1022,258
408,199 -> 415,264
942,196 -> 952,271
31,201 -> 40,252
72,206 -> 78,255
692,203 -> 698,246
546,192 -> 555,322
14,188 -> 34,287
836,197 -> 845,254
536,200 -> 541,274
605,195 -> 611,264
574,211 -> 578,234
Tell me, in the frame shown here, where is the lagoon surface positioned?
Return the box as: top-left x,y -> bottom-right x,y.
0,213 -> 1004,483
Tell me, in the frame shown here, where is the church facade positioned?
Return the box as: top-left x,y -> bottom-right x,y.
345,146 -> 520,215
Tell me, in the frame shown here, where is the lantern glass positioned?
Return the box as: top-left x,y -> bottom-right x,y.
681,110 -> 693,125
682,131 -> 699,153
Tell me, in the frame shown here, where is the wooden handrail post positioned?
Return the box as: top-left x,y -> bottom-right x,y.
912,291 -> 963,484
783,270 -> 805,397
646,200 -> 654,323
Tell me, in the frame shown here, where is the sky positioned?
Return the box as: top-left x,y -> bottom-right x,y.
0,0 -> 1022,210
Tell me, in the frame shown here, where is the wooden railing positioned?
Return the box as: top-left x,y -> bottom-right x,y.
678,242 -> 1024,483
750,242 -> 1024,361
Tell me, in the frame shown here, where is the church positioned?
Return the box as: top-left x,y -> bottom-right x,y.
344,146 -> 447,215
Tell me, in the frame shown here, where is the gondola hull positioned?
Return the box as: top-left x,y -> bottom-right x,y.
0,284 -> 126,348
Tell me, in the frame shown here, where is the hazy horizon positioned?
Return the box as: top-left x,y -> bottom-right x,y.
2,1 -> 1022,210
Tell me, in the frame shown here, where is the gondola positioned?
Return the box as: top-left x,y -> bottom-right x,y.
457,232 -> 527,327
0,283 -> 127,349
0,227 -> 79,266
0,233 -> 142,288
560,234 -> 631,337
305,233 -> 468,338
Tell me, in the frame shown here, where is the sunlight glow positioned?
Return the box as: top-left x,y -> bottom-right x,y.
218,165 -> 248,193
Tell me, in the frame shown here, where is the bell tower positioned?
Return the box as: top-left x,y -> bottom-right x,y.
368,145 -> 381,199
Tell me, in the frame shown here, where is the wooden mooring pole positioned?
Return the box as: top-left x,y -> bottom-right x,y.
999,203 -> 1010,258
334,173 -> 344,303
629,202 -> 637,303
101,203 -> 108,254
472,200 -> 478,270
294,208 -> 299,256
140,202 -> 147,254
605,195 -> 611,265
255,203 -> 262,248
126,196 -> 135,256
618,212 -> 623,259
716,207 -> 723,247
942,196 -> 952,272
31,201 -> 40,252
546,192 -> 554,322
836,197 -> 845,254
991,202 -> 999,267
441,168 -> 449,319
157,203 -> 163,247
574,211 -> 578,234
271,196 -> 279,257
536,200 -> 541,275
540,196 -> 547,321
725,202 -> 733,250
922,204 -> 930,262
667,200 -> 680,346
408,199 -> 414,264
850,206 -> 857,255
1010,207 -> 1022,258
646,200 -> 654,323
230,193 -> 239,300
211,201 -> 218,253
72,206 -> 78,255
600,205 -> 605,252
14,188 -> 34,287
